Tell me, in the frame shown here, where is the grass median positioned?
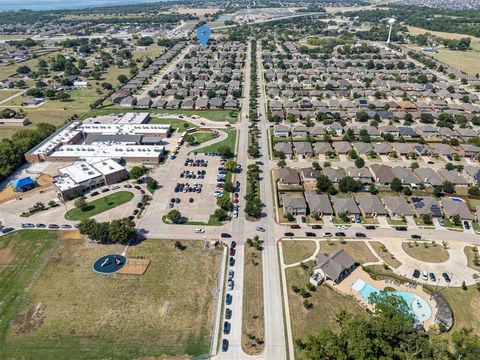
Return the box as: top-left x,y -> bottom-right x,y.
65,191 -> 134,220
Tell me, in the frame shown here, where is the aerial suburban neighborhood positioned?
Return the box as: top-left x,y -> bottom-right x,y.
0,0 -> 480,359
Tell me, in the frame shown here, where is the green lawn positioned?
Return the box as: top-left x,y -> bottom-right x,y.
150,117 -> 197,131
1,236 -> 222,359
196,129 -> 237,155
65,191 -> 134,220
282,240 -> 316,265
193,131 -> 219,145
0,231 -> 58,344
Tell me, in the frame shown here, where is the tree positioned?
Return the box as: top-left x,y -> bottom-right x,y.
339,212 -> 350,223
184,134 -> 195,145
74,197 -> 88,212
410,162 -> 419,170
117,74 -> 128,84
147,179 -> 158,191
468,186 -> 480,196
277,159 -> 286,168
422,214 -> 433,225
312,161 -> 321,171
442,181 -> 455,194
16,65 -> 31,74
451,214 -> 462,227
225,159 -> 238,172
218,145 -> 233,158
78,218 -> 109,243
354,157 -> 365,169
369,184 -> 378,194
129,165 -> 149,179
338,176 -> 361,193
390,177 -> 403,192
403,186 -> 412,196
108,218 -> 135,243
213,208 -> 228,221
223,179 -> 234,193
166,209 -> 182,224
316,175 -> 332,193
217,194 -> 232,211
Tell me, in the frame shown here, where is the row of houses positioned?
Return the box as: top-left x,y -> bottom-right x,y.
274,139 -> 480,159
277,164 -> 480,189
280,190 -> 475,221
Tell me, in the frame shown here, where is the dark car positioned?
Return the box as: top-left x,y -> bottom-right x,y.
225,308 -> 232,320
101,188 -> 110,193
134,185 -> 141,190
36,223 -> 46,228
223,321 -> 231,335
290,224 -> 301,229
413,269 -> 420,279
231,241 -> 237,249
230,248 -> 236,256
170,198 -> 175,203
301,216 -> 306,223
222,339 -> 229,352
355,232 -> 366,238
133,209 -> 139,215
221,233 -> 232,238
284,232 -> 294,237
429,273 -> 436,282
311,224 -> 322,229
365,225 -> 376,230
229,257 -> 235,267
442,272 -> 451,283
2,227 -> 14,234
411,234 -> 422,239
90,191 -> 99,197
226,294 -> 233,305
335,232 -> 346,237
48,224 -> 59,229
305,232 -> 316,237
395,226 -> 408,231
464,221 -> 470,230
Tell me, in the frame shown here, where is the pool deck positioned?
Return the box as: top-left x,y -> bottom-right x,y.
332,267 -> 438,328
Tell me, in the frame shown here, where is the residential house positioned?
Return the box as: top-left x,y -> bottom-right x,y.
438,169 -> 469,186
314,250 -> 356,284
304,191 -> 334,216
331,196 -> 361,215
370,164 -> 395,185
293,142 -> 313,157
277,167 -> 301,187
346,166 -> 373,184
281,193 -> 307,215
409,196 -> 442,217
441,197 -> 474,220
392,167 -> 421,186
413,168 -> 443,187
382,196 -> 415,219
332,141 -> 352,154
464,165 -> 480,186
300,167 -> 321,184
274,125 -> 290,137
274,142 -> 294,159
324,167 -> 345,184
355,194 -> 387,217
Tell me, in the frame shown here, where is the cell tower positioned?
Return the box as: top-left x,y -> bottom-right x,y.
387,18 -> 396,44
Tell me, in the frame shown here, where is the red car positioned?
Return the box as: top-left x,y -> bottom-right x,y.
233,198 -> 239,204
290,224 -> 301,229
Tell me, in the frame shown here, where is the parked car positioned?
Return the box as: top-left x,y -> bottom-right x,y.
311,224 -> 322,229
442,272 -> 451,283
228,270 -> 234,280
227,280 -> 234,291
395,226 -> 408,231
21,223 -> 35,229
225,308 -> 232,320
335,232 -> 346,237
411,234 -> 421,239
464,221 -> 470,230
90,191 -> 99,197
337,225 -> 348,230
222,339 -> 229,352
36,223 -> 46,228
194,228 -> 205,233
101,188 -> 110,193
365,225 -> 376,230
422,271 -> 428,281
256,227 -> 265,232
230,248 -> 236,256
305,232 -> 316,237
226,294 -> 233,305
439,219 -> 445,227
413,269 -> 420,279
223,321 -> 231,335
2,227 -> 14,234
48,224 -> 59,229
290,224 -> 301,229
355,232 -> 366,238
323,232 -> 333,237
284,232 -> 294,237
229,257 -> 235,266
124,184 -> 132,188
61,224 -> 72,229
231,241 -> 237,249
429,273 -> 436,282
221,233 -> 231,238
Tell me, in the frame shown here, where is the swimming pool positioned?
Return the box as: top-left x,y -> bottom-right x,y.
450,197 -> 465,203
352,279 -> 432,323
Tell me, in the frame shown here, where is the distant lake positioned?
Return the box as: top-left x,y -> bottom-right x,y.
0,0 -> 170,12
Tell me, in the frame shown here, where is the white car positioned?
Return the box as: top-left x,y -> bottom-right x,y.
337,225 -> 348,230
111,185 -> 120,190
194,228 -> 205,233
214,191 -> 224,197
323,232 -> 333,238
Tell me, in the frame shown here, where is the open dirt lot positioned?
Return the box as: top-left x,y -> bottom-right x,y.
1,234 -> 222,359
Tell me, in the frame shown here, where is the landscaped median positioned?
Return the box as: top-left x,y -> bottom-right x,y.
242,238 -> 265,355
65,191 -> 134,220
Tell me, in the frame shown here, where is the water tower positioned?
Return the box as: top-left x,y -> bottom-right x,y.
387,18 -> 396,44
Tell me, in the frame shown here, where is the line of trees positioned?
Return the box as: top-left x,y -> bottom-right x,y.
77,217 -> 135,244
0,122 -> 56,180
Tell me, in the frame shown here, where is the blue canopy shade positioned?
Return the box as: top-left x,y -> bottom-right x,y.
11,177 -> 36,191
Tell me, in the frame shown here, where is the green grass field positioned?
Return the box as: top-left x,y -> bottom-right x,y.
196,129 -> 237,155
150,117 -> 197,131
193,131 -> 219,144
0,233 -> 222,359
65,191 -> 134,220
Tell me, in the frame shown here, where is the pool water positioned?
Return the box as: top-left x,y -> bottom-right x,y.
352,279 -> 432,323
450,197 -> 465,203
